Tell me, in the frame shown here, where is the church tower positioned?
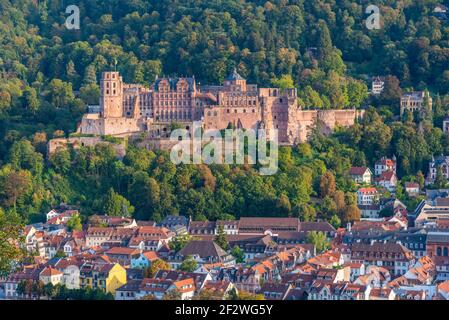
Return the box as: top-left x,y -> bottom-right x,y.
100,71 -> 123,118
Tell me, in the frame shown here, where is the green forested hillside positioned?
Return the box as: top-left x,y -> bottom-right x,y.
1,0 -> 449,226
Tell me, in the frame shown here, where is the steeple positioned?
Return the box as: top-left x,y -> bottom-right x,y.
225,68 -> 245,81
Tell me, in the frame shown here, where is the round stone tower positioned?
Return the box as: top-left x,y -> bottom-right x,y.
100,71 -> 123,118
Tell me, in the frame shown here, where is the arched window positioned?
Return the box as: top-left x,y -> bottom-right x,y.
437,247 -> 442,256
444,247 -> 449,257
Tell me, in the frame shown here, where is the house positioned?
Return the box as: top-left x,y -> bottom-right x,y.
400,91 -> 432,117
315,267 -> 350,283
176,240 -> 236,267
171,278 -> 196,300
359,204 -> 381,219
216,220 -> 239,235
201,280 -> 236,300
371,76 -> 385,95
369,288 -> 396,300
375,171 -> 397,192
54,258 -> 81,289
62,238 -> 80,257
354,266 -> 391,288
349,167 -> 372,184
405,182 -> 420,197
47,210 -> 79,225
85,227 -> 114,247
258,282 -> 292,300
154,269 -> 212,292
137,278 -> 173,300
443,116 -> 449,134
397,289 -> 427,300
357,187 -> 379,206
426,156 -> 449,184
79,262 -> 127,294
434,256 -> 449,281
46,209 -> 60,222
307,251 -> 344,269
115,279 -> 142,300
308,281 -> 370,300
39,267 -> 63,286
227,234 -> 277,261
159,215 -> 189,233
285,287 -> 307,300
343,262 -> 366,282
188,221 -> 216,235
437,280 -> 449,300
3,267 -> 42,299
374,156 -> 396,176
394,229 -> 427,258
351,242 -> 415,276
137,226 -> 173,242
131,251 -> 160,269
105,247 -> 141,266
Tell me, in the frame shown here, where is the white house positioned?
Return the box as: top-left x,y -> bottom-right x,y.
375,171 -> 397,192
375,156 -> 396,176
371,76 -> 385,95
39,267 -> 63,286
405,182 -> 420,197
46,209 -> 60,222
349,167 -> 373,184
359,205 -> 381,219
357,188 -> 379,206
54,259 -> 81,289
170,278 -> 196,300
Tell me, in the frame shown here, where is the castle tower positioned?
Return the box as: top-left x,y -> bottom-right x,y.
100,71 -> 123,118
224,68 -> 247,92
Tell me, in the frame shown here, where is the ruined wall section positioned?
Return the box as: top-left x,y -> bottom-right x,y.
203,105 -> 262,131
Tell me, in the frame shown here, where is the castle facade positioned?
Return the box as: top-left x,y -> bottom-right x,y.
76,70 -> 363,147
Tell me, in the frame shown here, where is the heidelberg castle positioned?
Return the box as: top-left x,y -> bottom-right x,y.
49,70 -> 364,154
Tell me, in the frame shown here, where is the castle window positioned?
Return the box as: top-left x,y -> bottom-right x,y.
243,109 -> 246,113
227,109 -> 230,113
106,83 -> 110,88
106,90 -> 110,94
252,109 -> 255,113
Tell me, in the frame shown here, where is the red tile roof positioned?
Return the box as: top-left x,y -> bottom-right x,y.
40,266 -> 63,277
349,167 -> 370,175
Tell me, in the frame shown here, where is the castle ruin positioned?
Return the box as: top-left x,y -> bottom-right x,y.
49,70 -> 364,155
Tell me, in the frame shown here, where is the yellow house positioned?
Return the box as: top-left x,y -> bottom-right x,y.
80,262 -> 126,294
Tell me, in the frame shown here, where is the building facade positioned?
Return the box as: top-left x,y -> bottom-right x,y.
67,70 -> 364,152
